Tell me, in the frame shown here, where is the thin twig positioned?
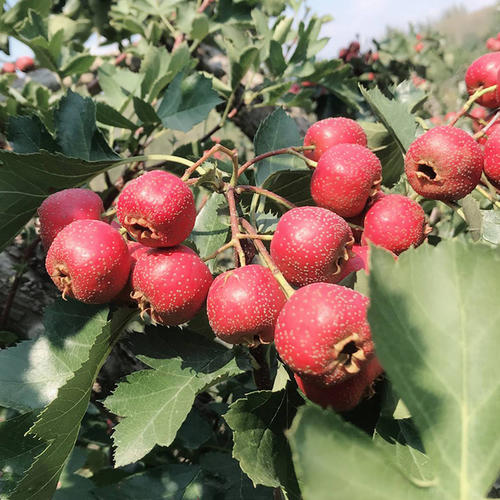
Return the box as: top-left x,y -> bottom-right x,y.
235,185 -> 296,210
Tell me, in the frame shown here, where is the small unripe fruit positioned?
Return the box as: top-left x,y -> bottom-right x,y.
270,206 -> 354,287
295,357 -> 383,412
116,170 -> 196,247
362,194 -> 428,254
405,126 -> 483,201
15,56 -> 35,72
311,143 -> 382,218
304,117 -> 367,162
38,188 -> 104,250
275,283 -> 374,386
465,53 -> 500,108
206,265 -> 287,345
131,245 -> 212,326
484,127 -> 500,189
46,220 -> 130,304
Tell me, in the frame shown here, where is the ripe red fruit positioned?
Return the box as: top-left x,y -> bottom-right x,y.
311,143 -> 382,218
114,241 -> 150,304
414,42 -> 424,53
131,245 -> 212,326
295,357 -> 383,412
2,62 -> 15,73
38,188 -> 104,250
484,127 -> 500,189
46,220 -> 130,304
15,56 -> 35,72
405,126 -> 484,201
116,170 -> 196,247
304,117 -> 367,162
270,206 -> 354,287
275,283 -> 374,387
465,53 -> 500,108
362,194 -> 428,254
206,265 -> 286,345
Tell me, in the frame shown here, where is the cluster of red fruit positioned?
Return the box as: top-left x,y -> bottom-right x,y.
37,48 -> 500,413
1,56 -> 35,74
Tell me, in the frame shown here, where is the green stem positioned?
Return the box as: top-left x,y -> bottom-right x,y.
118,154 -> 194,169
449,84 -> 498,126
475,185 -> 500,209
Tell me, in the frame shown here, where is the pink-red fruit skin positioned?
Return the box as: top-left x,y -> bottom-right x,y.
465,53 -> 500,108
46,220 -> 131,304
38,188 -> 104,250
15,56 -> 35,72
405,126 -> 483,201
484,127 -> 500,189
304,117 -> 367,162
362,194 -> 428,255
116,170 -> 196,247
311,143 -> 382,218
114,241 -> 150,304
131,245 -> 213,326
295,357 -> 383,412
275,283 -> 374,387
270,206 -> 354,287
206,265 -> 287,345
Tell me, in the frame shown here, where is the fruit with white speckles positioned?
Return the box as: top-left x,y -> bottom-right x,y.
311,143 -> 382,218
295,356 -> 383,411
131,245 -> 213,325
114,241 -> 150,304
304,117 -> 367,162
405,126 -> 483,201
116,170 -> 196,247
206,265 -> 287,345
275,283 -> 374,386
270,206 -> 354,287
362,194 -> 428,254
465,53 -> 500,108
484,127 -> 500,189
46,220 -> 131,304
38,188 -> 104,250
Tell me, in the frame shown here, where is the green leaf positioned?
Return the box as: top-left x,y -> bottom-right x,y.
175,408 -> 213,450
52,447 -> 94,500
262,170 -> 312,208
7,115 -> 58,153
10,308 -> 134,500
98,63 -> 144,110
191,192 -> 230,272
368,241 -> 500,499
157,72 -> 222,133
361,121 -> 404,187
133,96 -> 160,124
0,150 -> 120,251
228,45 -> 259,90
461,195 -> 482,241
0,412 -> 45,496
0,300 -> 109,411
288,405 -> 431,500
359,85 -> 418,153
93,464 -> 204,500
224,387 -> 301,499
253,108 -> 304,187
105,328 -> 245,467
267,40 -> 287,76
54,90 -> 119,161
481,209 -> 500,245
60,54 -> 95,78
96,102 -> 137,130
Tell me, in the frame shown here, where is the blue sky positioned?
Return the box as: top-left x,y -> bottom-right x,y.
315,0 -> 498,55
1,0 -> 498,62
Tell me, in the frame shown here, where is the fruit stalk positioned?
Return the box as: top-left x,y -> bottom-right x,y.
448,84 -> 498,126
225,188 -> 246,266
235,185 -> 296,210
239,218 -> 295,298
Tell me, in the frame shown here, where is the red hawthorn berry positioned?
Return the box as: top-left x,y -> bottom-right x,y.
469,106 -> 488,133
311,143 -> 382,218
206,265 -> 287,345
372,52 -> 379,61
131,245 -> 213,326
416,33 -> 423,41
332,245 -> 366,283
465,53 -> 500,108
484,127 -> 500,189
116,170 -> 196,247
15,56 -> 35,72
295,357 -> 383,412
367,72 -> 375,81
288,83 -> 300,94
304,117 -> 368,162
405,126 -> 484,201
362,194 -> 428,254
2,62 -> 15,73
38,188 -> 104,250
429,116 -> 442,126
414,42 -> 424,53
46,220 -> 130,304
478,121 -> 500,145
275,283 -> 374,386
114,241 -> 150,304
270,206 -> 354,287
